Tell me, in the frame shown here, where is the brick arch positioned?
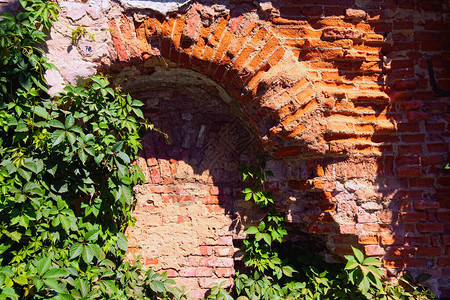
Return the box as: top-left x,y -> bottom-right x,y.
104,1 -> 450,297
107,3 -> 392,156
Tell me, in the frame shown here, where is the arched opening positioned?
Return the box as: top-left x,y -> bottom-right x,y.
115,66 -> 267,298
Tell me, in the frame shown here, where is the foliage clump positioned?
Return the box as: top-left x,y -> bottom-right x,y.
0,1 -> 185,299
230,159 -> 435,300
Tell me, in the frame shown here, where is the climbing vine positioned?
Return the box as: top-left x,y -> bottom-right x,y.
0,1 -> 185,299
233,159 -> 435,300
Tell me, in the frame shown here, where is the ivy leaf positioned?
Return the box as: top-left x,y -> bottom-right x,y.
262,233 -> 271,245
82,244 -> 95,264
345,258 -> 358,270
66,132 -> 76,145
116,233 -> 128,252
17,168 -> 32,181
23,160 -> 38,173
351,246 -> 364,264
116,152 -> 130,164
43,268 -> 69,279
43,278 -> 63,293
246,226 -> 258,235
65,114 -> 74,129
69,244 -> 83,260
51,130 -> 65,146
13,275 -> 28,285
150,280 -> 165,293
47,119 -> 65,129
85,230 -> 100,242
132,107 -> 144,119
415,273 -> 432,283
0,287 -> 18,300
363,257 -> 382,266
60,215 -> 70,234
36,257 -> 51,276
358,276 -> 370,294
33,106 -> 49,119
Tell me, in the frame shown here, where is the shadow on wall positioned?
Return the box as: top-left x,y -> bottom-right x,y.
101,0 -> 450,297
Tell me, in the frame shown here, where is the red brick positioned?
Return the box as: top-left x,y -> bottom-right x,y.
108,19 -> 129,62
414,201 -> 440,211
395,156 -> 420,165
144,258 -> 158,265
405,236 -> 430,245
383,259 -> 404,268
306,224 -> 332,234
417,223 -> 443,233
407,111 -> 429,121
398,144 -> 422,155
387,247 -> 417,258
437,212 -> 450,222
402,100 -> 422,111
274,146 -> 302,158
364,245 -> 385,256
438,257 -> 450,267
417,247 -> 441,257
359,235 -> 378,245
422,155 -> 444,166
396,166 -> 421,177
404,258 -> 427,268
428,143 -> 448,153
401,212 -> 427,222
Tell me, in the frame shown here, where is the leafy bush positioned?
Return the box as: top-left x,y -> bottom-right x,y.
232,160 -> 435,300
0,1 -> 185,299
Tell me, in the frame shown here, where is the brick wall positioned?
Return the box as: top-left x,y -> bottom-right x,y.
105,0 -> 449,297
5,0 -> 444,297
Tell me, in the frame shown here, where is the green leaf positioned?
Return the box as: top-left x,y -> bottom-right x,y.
44,278 -> 62,292
132,107 -> 144,119
23,160 -> 37,173
246,226 -> 258,235
69,244 -> 83,259
18,168 -> 32,181
117,233 -> 128,252
60,215 -> 70,234
66,131 -> 76,145
0,287 -> 18,300
85,230 -> 100,242
358,276 -> 370,294
363,257 -> 382,266
13,275 -> 28,285
150,280 -> 165,293
262,233 -> 271,245
44,268 -> 69,279
36,257 -> 52,276
65,114 -> 74,129
33,106 -> 49,119
51,130 -> 66,146
112,141 -> 124,153
47,119 -> 65,129
116,152 -> 130,164
345,259 -> 359,270
351,246 -> 364,264
282,266 -> 295,277
82,244 -> 95,263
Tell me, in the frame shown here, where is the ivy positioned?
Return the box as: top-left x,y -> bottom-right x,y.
0,1 -> 186,299
234,159 -> 435,300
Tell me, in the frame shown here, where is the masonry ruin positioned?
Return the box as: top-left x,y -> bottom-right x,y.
1,0 -> 449,297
